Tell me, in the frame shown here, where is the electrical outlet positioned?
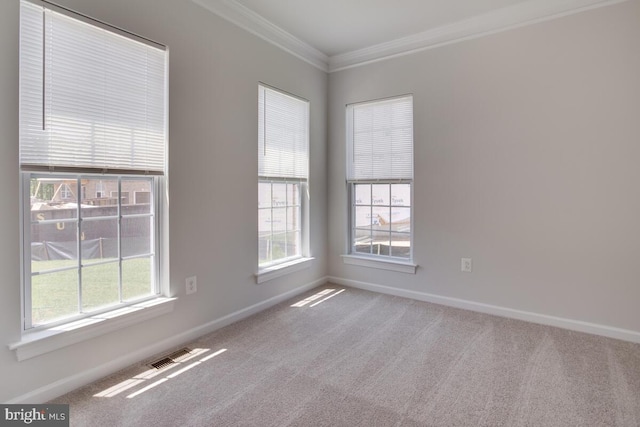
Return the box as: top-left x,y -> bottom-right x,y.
185,276 -> 197,295
461,258 -> 472,273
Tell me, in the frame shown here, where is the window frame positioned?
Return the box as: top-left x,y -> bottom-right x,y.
14,0 -> 172,353
258,178 -> 306,268
344,95 -> 417,272
349,180 -> 414,260
256,84 -> 312,281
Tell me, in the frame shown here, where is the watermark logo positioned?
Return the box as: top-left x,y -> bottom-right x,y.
1,405 -> 68,426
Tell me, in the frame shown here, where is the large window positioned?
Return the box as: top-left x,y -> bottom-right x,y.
258,85 -> 309,268
346,95 -> 414,261
19,0 -> 167,330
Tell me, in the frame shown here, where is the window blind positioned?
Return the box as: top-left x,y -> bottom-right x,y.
19,1 -> 167,175
347,95 -> 413,181
258,85 -> 309,180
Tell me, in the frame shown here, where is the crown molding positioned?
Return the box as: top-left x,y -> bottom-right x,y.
329,0 -> 629,72
191,0 -> 628,74
191,0 -> 329,72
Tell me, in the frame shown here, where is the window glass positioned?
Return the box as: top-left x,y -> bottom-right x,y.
258,180 -> 302,266
27,174 -> 156,327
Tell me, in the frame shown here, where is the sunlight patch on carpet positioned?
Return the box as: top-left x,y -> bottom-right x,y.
291,288 -> 345,308
93,348 -> 228,399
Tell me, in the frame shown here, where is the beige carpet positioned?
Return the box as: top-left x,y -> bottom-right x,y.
53,285 -> 640,426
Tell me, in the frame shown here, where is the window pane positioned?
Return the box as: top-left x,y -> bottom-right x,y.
123,178 -> 153,214
30,176 -> 79,274
354,184 -> 371,205
31,269 -> 79,325
31,177 -> 78,218
81,178 -> 118,210
272,183 -> 287,208
82,262 -> 119,312
371,184 -> 390,206
287,207 -> 300,232
123,257 -> 153,301
353,228 -> 372,254
390,233 -> 411,258
258,182 -> 271,208
30,222 -> 78,272
258,209 -> 272,236
271,232 -> 287,262
132,190 -> 152,205
391,184 -> 410,206
122,216 -> 152,258
391,207 -> 411,233
354,206 -> 372,228
286,231 -> 300,258
372,206 -> 391,231
81,218 -> 118,265
29,175 -> 81,325
272,208 -> 286,233
372,234 -> 391,256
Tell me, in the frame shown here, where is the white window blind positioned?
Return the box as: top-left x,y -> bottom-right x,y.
258,85 -> 309,180
19,1 -> 167,175
347,95 -> 413,181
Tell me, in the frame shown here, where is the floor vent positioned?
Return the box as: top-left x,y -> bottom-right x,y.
150,357 -> 174,370
149,347 -> 192,370
168,348 -> 192,362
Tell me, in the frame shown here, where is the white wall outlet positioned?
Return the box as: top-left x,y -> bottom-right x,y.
461,258 -> 472,273
185,276 -> 197,295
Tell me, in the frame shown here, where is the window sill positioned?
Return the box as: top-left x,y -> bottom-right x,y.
8,297 -> 176,362
341,254 -> 418,274
255,257 -> 314,284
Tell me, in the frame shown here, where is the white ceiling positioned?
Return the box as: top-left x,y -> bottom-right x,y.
233,0 -> 531,56
192,0 -> 626,71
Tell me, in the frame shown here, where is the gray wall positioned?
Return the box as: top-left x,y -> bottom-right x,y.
328,0 -> 640,332
0,0 -> 327,402
2,0 -> 639,403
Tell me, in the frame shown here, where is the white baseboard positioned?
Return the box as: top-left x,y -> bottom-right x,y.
328,276 -> 640,344
7,276 -> 328,404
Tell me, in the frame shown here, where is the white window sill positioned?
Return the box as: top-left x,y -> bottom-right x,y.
342,254 -> 418,274
8,297 -> 176,362
255,257 -> 314,284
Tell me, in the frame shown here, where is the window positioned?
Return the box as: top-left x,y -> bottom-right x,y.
19,0 -> 168,330
96,181 -> 105,199
26,175 -> 157,326
258,85 -> 309,270
346,95 -> 414,263
59,183 -> 73,200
